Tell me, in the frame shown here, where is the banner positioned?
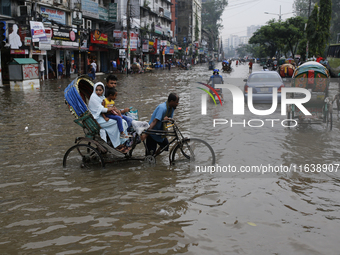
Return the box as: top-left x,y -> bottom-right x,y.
82,0 -> 99,19
40,7 -> 66,25
91,30 -> 108,45
98,6 -> 108,21
52,28 -> 76,42
30,21 -> 47,42
122,31 -> 138,49
8,24 -> 31,50
109,3 -> 118,22
39,27 -> 52,50
114,30 -> 122,38
142,40 -> 149,52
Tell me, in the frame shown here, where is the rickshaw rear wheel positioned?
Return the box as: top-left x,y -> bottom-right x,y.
63,144 -> 105,168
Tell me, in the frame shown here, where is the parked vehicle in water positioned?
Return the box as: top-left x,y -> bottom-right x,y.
243,71 -> 284,104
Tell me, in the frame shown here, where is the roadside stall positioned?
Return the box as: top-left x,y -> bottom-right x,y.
9,58 -> 39,90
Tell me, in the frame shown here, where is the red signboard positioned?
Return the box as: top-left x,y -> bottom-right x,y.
90,30 -> 108,45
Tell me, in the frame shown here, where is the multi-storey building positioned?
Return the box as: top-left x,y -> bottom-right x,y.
177,0 -> 202,61
247,25 -> 261,37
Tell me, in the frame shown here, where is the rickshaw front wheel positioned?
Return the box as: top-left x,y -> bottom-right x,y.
171,138 -> 215,166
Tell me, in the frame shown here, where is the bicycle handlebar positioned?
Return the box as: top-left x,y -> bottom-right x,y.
161,118 -> 174,123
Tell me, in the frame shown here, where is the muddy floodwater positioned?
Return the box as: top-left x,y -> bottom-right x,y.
1,63 -> 340,254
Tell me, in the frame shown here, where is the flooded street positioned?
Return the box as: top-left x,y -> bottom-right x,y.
1,63 -> 340,254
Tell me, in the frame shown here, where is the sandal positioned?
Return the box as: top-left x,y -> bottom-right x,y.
116,145 -> 130,154
120,134 -> 132,139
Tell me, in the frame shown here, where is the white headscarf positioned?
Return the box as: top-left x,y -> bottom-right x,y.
88,82 -> 107,119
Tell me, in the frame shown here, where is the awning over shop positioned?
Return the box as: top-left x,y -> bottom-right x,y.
11,58 -> 38,64
52,45 -> 88,50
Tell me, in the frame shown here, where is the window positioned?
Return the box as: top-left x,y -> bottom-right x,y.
0,0 -> 11,16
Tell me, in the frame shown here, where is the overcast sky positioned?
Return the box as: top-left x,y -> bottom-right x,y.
221,0 -> 297,40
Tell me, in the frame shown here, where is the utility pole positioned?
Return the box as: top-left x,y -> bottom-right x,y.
126,0 -> 131,76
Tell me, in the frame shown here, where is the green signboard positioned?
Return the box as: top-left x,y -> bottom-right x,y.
109,3 -> 117,22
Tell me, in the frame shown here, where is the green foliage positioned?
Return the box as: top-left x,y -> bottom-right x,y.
330,0 -> 340,43
318,0 -> 332,54
297,38 -> 307,60
201,0 -> 228,51
293,0 -> 338,44
293,0 -> 318,18
248,17 -> 305,59
306,4 -> 319,56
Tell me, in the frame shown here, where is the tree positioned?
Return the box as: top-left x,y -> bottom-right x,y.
293,0 -> 318,18
249,20 -> 285,58
201,0 -> 228,51
278,16 -> 306,58
318,0 -> 332,54
330,0 -> 340,43
306,4 -> 319,57
294,0 -> 339,43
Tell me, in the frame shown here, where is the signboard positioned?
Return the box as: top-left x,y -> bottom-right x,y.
24,37 -> 31,46
130,32 -> 138,50
52,28 -> 76,41
82,0 -> 99,19
119,49 -> 125,58
90,31 -> 108,45
109,3 -> 118,22
155,25 -> 162,35
114,30 -> 122,38
40,7 -> 66,25
122,31 -> 138,49
142,40 -> 149,52
72,10 -> 83,25
8,24 -> 31,49
39,27 -> 52,50
98,7 -> 108,21
30,21 -> 47,42
10,49 -> 29,54
114,38 -> 121,48
32,50 -> 47,55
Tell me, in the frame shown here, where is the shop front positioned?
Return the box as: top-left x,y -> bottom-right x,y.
89,30 -> 109,73
51,28 -> 88,76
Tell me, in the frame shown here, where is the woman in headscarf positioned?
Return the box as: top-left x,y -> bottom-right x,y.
88,82 -> 129,152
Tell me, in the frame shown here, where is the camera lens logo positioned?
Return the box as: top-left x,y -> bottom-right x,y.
196,82 -> 223,106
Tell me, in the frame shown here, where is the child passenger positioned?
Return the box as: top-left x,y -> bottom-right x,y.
102,88 -> 131,139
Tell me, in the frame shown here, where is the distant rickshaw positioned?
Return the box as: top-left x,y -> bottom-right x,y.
208,60 -> 215,70
286,61 -> 332,129
279,63 -> 295,78
260,58 -> 267,66
222,60 -> 231,72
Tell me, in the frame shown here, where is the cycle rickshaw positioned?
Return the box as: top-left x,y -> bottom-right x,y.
286,61 -> 332,129
63,77 -> 215,168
